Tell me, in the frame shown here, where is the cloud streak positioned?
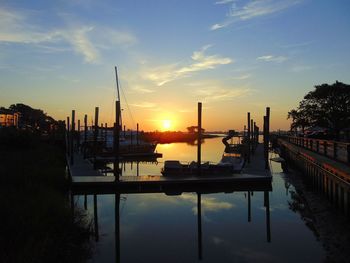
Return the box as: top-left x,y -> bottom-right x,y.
257,55 -> 288,63
129,102 -> 156,108
211,0 -> 301,30
144,45 -> 232,86
0,8 -> 137,63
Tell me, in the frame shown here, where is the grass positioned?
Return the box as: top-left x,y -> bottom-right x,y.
0,128 -> 92,263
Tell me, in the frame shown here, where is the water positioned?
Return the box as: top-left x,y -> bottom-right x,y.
75,137 -> 325,262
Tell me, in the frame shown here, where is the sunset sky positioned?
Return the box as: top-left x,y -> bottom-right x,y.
1,0 -> 350,131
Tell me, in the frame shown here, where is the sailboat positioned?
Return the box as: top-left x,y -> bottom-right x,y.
108,66 -> 157,156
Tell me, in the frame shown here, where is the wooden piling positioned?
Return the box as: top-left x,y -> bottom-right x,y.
247,112 -> 251,163
251,119 -> 254,154
84,114 -> 87,159
66,116 -> 70,156
77,119 -> 81,152
136,123 -> 139,146
197,102 -> 202,175
265,107 -> 270,169
114,101 -> 121,180
70,110 -> 75,165
93,107 -> 99,169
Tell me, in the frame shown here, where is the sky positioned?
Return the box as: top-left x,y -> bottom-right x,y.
1,0 -> 350,132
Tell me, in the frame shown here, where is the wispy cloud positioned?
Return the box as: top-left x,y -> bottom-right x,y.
257,55 -> 288,63
144,45 -> 233,86
131,86 -> 155,93
211,0 -> 301,30
129,102 -> 156,108
232,73 -> 251,80
215,0 -> 235,4
194,87 -> 251,102
0,8 -> 137,63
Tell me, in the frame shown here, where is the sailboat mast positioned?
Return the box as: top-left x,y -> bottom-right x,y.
114,66 -> 122,130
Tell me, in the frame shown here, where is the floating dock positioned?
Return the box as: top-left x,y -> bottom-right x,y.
69,144 -> 272,195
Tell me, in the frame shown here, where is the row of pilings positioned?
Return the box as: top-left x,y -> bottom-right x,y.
279,140 -> 350,216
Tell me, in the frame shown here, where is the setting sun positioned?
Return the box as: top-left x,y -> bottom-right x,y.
162,119 -> 172,130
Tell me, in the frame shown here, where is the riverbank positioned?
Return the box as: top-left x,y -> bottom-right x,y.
0,128 -> 92,263
143,131 -> 220,144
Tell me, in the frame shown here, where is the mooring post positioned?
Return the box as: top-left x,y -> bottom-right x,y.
66,116 -> 70,157
114,101 -> 121,181
265,107 -> 270,169
136,123 -> 139,146
70,110 -> 75,165
77,119 -> 81,152
197,102 -> 202,176
84,114 -> 87,159
247,112 -> 251,163
253,121 -> 258,148
263,115 -> 267,167
251,119 -> 254,154
93,107 -> 99,170
105,123 -> 108,146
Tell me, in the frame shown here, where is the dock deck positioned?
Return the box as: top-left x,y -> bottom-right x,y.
69,144 -> 272,195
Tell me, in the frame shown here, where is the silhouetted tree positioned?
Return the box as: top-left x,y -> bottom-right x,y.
186,125 -> 205,133
8,103 -> 56,132
288,81 -> 350,138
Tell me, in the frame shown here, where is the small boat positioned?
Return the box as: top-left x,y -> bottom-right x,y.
161,156 -> 243,176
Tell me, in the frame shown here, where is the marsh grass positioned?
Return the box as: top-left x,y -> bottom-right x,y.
0,128 -> 93,263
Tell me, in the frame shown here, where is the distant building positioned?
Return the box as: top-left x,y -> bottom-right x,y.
0,109 -> 20,127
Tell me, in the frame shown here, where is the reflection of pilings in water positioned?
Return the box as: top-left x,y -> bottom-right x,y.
115,193 -> 120,263
70,191 -> 74,216
264,191 -> 271,242
248,191 -> 251,222
84,194 -> 87,210
94,194 -> 99,242
197,193 -> 203,260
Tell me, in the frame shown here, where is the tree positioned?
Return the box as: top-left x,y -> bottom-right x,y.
288,81 -> 350,138
8,103 -> 57,131
186,126 -> 205,133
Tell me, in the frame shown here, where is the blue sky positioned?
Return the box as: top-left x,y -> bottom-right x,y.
1,0 -> 350,131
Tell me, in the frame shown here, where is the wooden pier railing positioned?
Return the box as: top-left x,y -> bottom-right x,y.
280,136 -> 350,165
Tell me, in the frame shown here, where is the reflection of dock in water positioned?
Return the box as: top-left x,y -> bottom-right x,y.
72,185 -> 271,263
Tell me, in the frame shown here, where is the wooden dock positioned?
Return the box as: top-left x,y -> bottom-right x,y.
69,143 -> 272,195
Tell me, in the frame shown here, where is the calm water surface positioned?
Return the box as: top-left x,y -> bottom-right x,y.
75,137 -> 325,263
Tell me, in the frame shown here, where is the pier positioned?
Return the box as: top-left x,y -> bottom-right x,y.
276,136 -> 350,215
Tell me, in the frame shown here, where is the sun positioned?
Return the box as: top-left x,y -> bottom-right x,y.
162,119 -> 172,130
